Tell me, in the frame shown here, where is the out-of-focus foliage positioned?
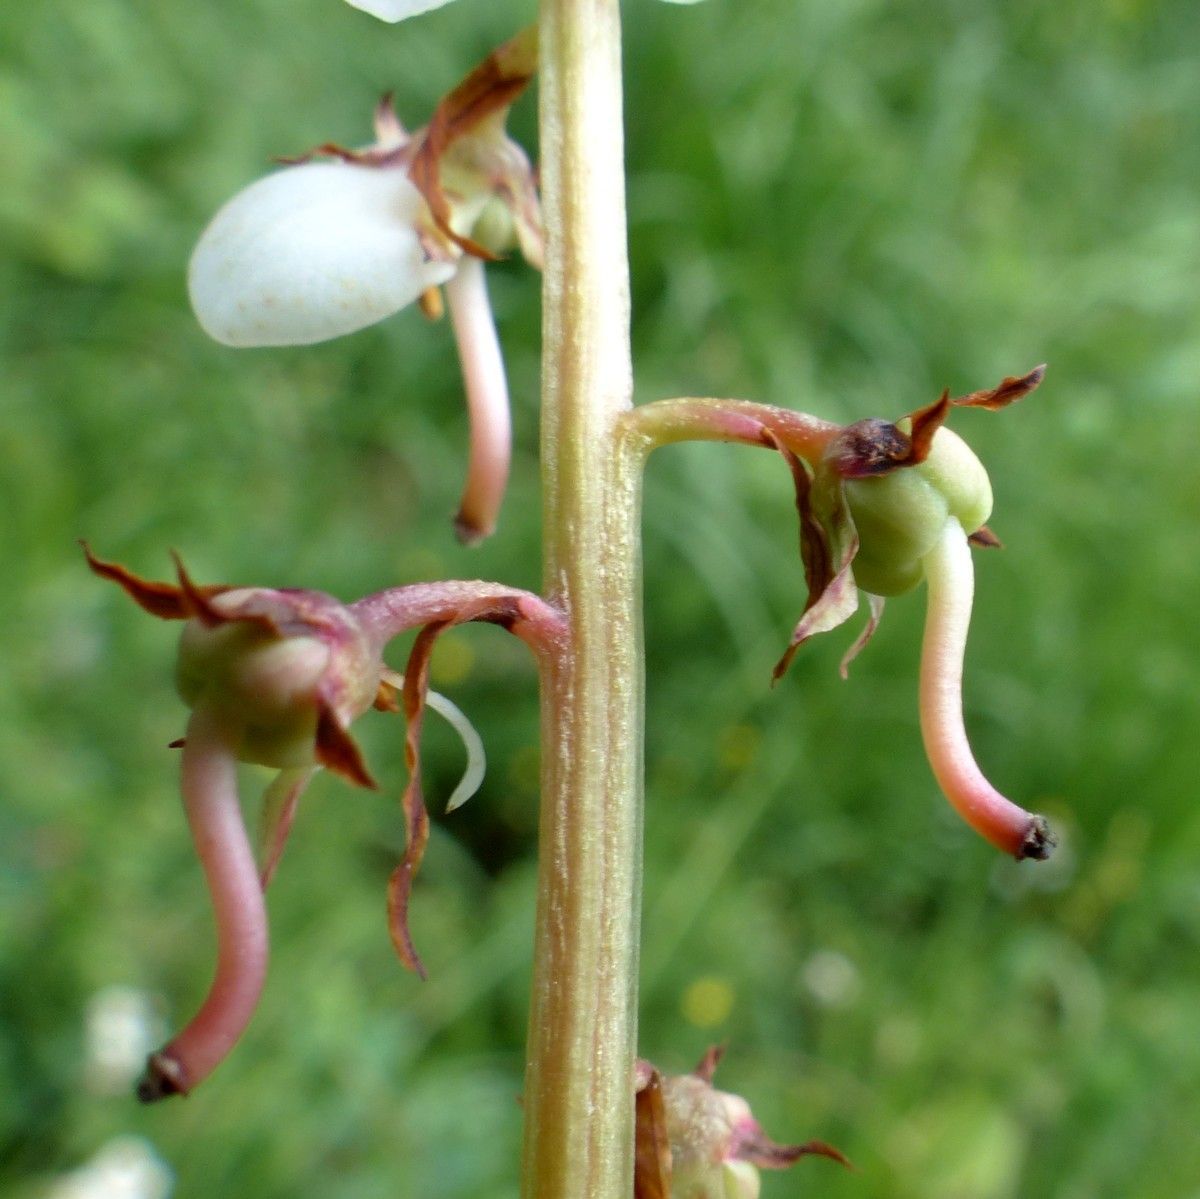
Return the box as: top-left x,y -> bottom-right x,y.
4,0 -> 1200,1196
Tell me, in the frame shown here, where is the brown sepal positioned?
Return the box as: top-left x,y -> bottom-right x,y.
839,592 -> 885,680
735,1129 -> 853,1172
82,542 -> 228,620
633,1064 -> 672,1199
257,768 -> 317,890
762,433 -> 861,682
374,677 -> 402,712
373,91 -> 407,150
386,620 -> 443,980
172,553 -> 233,628
904,389 -> 952,465
693,1044 -> 726,1084
315,701 -> 378,790
407,26 -> 538,260
952,364 -> 1046,410
385,596 -> 524,977
968,524 -> 1003,549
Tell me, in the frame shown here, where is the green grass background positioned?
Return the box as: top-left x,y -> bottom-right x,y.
4,0 -> 1200,1195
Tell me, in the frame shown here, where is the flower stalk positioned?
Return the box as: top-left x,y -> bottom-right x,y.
521,0 -> 641,1196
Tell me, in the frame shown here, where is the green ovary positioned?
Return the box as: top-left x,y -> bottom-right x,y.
845,427 -> 992,597
176,621 -> 331,768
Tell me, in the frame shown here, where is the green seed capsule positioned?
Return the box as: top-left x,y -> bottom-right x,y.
844,427 -> 992,596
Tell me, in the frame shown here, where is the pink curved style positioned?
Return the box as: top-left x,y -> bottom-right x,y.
919,519 -> 1054,860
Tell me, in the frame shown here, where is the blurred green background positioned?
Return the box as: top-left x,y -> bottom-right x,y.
4,0 -> 1200,1195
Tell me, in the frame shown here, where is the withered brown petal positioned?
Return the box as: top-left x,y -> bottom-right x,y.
315,701 -> 378,790
968,524 -> 1004,549
952,364 -> 1046,411
407,26 -> 538,260
82,542 -> 219,620
633,1065 -> 673,1199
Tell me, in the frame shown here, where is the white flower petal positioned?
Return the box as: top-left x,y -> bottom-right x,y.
343,0 -> 458,21
189,161 -> 456,347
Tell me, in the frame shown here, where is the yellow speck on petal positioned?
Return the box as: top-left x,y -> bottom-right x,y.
682,976 -> 735,1029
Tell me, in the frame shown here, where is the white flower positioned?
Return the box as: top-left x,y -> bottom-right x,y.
186,32 -> 541,543
189,162 -> 456,347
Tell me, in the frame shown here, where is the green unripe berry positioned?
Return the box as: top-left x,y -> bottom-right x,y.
844,427 -> 992,596
176,600 -> 332,769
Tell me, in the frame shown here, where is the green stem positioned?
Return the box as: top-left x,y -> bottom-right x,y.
521,1 -> 640,1197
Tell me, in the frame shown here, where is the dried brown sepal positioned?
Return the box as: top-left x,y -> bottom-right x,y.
168,737 -> 186,749
373,91 -> 407,150
407,26 -> 538,260
387,620 -> 442,979
314,701 -> 378,789
968,524 -> 1003,549
952,364 -> 1046,411
763,432 -> 862,682
386,595 -> 525,977
256,768 -> 317,889
693,1044 -> 725,1084
839,592 -> 886,680
172,553 -> 235,628
373,677 -> 402,712
904,389 -> 952,464
274,142 -> 388,168
82,542 -> 227,620
734,1130 -> 853,1172
633,1064 -> 673,1199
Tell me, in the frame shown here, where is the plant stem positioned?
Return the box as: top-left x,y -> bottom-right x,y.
622,396 -> 839,460
521,0 -> 640,1196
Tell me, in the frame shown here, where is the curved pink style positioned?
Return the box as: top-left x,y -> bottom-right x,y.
138,706 -> 269,1100
447,256 -> 511,545
919,519 -> 1054,860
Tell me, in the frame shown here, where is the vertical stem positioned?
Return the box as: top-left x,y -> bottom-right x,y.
522,0 -> 640,1196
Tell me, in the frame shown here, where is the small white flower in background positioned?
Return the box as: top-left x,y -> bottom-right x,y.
48,1138 -> 173,1199
84,986 -> 166,1095
188,30 -> 541,545
800,949 -> 860,1009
